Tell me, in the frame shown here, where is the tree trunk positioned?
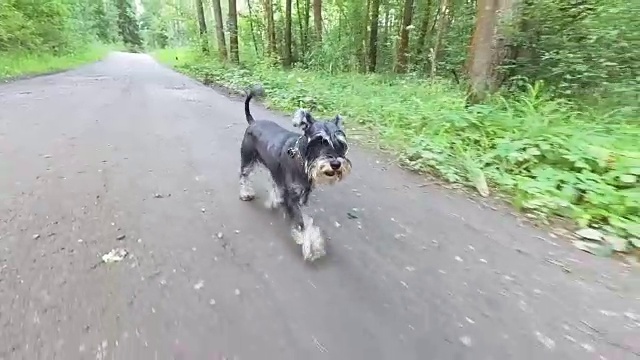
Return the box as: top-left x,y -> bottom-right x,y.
195,0 -> 209,53
312,0 -> 322,42
381,3 -> 391,70
283,0 -> 293,66
367,0 -> 380,72
394,0 -> 414,73
466,0 -> 521,103
296,0 -> 306,58
246,0 -> 261,56
211,0 -> 228,61
263,0 -> 277,56
356,0 -> 371,72
228,0 -> 240,64
304,0 -> 310,42
430,0 -> 450,77
415,0 -> 432,65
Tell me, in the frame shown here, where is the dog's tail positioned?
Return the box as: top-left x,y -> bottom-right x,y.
245,85 -> 265,124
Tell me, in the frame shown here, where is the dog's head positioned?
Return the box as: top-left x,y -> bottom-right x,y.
292,109 -> 352,185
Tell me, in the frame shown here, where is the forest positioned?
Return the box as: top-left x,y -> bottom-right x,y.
1,0 -> 638,256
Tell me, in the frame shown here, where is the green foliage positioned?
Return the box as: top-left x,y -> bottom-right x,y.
89,0 -> 120,43
155,48 -> 639,248
512,0 -> 639,108
140,0 -> 169,49
115,0 -> 143,51
0,44 -> 112,80
0,0 -> 121,78
0,0 -> 142,60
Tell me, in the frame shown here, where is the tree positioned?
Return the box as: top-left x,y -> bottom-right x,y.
415,0 -> 433,65
115,0 -> 143,51
90,0 -> 119,43
296,0 -> 310,58
195,0 -> 209,53
312,0 -> 322,42
367,0 -> 380,72
211,0 -> 228,61
283,0 -> 293,66
263,0 -> 277,56
228,0 -> 240,63
430,0 -> 450,77
394,0 -> 414,73
355,0 -> 371,72
466,0 -> 521,103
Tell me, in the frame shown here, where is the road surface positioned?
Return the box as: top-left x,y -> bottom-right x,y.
0,52 -> 639,360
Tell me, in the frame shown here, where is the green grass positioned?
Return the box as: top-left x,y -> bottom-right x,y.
0,44 -> 113,80
153,47 -> 640,254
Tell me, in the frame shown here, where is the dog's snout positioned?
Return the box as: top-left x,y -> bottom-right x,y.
329,159 -> 341,170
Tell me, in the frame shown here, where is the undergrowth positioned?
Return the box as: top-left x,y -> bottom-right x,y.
0,44 -> 112,80
154,47 -> 640,250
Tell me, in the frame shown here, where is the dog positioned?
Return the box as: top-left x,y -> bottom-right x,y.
238,85 -> 352,262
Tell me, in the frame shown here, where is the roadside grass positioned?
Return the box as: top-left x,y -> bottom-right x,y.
0,43 -> 114,80
153,47 -> 640,256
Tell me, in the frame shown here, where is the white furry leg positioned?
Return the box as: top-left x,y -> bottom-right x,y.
239,176 -> 256,201
264,184 -> 283,209
291,215 -> 326,262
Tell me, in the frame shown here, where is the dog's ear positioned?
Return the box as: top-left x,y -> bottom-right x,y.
292,108 -> 315,130
332,114 -> 344,129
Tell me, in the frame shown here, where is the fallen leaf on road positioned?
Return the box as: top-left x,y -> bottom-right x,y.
603,234 -> 629,252
534,331 -> 556,350
459,336 -> 472,347
194,280 -> 204,290
572,240 -> 613,257
575,228 -> 604,241
101,248 -> 128,263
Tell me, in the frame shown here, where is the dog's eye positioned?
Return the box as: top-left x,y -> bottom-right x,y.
310,136 -> 330,147
334,139 -> 348,155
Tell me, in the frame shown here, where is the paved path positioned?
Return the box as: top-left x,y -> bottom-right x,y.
0,52 -> 638,360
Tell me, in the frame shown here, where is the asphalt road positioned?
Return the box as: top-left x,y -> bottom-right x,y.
0,52 -> 639,360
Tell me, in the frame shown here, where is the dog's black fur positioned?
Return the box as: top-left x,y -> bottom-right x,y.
239,85 -> 352,261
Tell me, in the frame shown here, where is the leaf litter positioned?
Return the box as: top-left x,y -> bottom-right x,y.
101,248 -> 128,263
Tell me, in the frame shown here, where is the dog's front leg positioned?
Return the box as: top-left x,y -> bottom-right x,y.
284,190 -> 326,262
283,192 -> 306,239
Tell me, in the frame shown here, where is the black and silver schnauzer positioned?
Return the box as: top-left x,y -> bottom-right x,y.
238,85 -> 352,261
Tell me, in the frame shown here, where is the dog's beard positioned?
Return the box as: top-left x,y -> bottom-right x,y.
308,156 -> 352,186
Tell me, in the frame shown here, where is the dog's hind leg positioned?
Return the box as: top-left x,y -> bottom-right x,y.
239,140 -> 257,201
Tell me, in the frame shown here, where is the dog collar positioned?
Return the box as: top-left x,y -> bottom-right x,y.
287,136 -> 313,178
287,136 -> 305,160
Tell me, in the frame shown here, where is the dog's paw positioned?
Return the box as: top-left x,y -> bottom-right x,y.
264,187 -> 283,209
239,181 -> 256,201
302,230 -> 326,262
292,216 -> 327,262
291,227 -> 304,245
239,191 -> 256,201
